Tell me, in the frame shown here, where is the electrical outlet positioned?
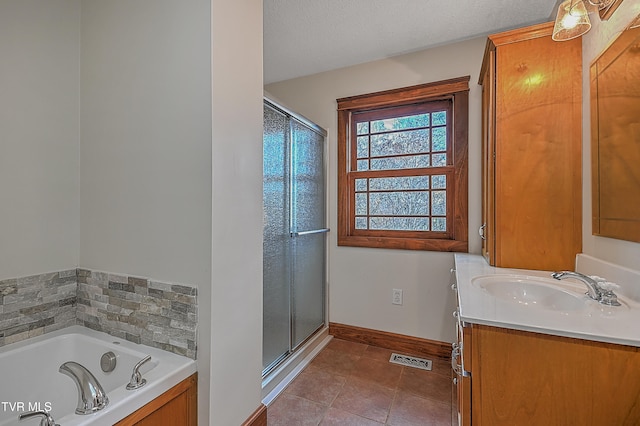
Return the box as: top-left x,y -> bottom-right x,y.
392,288 -> 403,305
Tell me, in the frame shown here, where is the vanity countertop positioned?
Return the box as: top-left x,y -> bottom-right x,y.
454,253 -> 640,348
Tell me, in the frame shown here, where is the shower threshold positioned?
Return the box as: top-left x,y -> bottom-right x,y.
261,326 -> 331,406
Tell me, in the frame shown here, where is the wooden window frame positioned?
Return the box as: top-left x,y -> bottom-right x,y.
337,77 -> 469,251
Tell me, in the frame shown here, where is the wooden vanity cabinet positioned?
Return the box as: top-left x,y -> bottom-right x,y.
467,325 -> 640,425
453,278 -> 471,426
479,22 -> 582,271
115,373 -> 197,426
453,322 -> 471,426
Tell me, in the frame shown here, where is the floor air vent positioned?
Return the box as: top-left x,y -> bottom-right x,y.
389,353 -> 432,370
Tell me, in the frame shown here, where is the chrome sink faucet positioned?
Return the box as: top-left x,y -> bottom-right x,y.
59,361 -> 109,414
551,271 -> 602,300
551,271 -> 621,306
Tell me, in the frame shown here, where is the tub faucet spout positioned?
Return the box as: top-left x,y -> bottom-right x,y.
59,361 -> 109,414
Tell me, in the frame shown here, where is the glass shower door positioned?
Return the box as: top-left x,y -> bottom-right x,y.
263,100 -> 326,374
291,120 -> 326,349
263,104 -> 291,371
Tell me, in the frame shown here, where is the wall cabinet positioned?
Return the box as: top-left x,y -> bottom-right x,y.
462,324 -> 640,425
479,22 -> 582,271
114,373 -> 197,426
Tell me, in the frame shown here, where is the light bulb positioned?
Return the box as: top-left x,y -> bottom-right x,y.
561,12 -> 581,29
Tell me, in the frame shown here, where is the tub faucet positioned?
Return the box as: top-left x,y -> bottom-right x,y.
551,271 -> 621,306
59,361 -> 109,414
18,410 -> 59,426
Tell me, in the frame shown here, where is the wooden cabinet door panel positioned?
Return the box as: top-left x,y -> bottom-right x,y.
480,22 -> 582,271
481,49 -> 496,265
494,33 -> 581,271
471,325 -> 640,425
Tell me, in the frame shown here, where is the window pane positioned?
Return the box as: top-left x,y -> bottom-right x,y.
357,122 -> 370,135
432,111 -> 447,126
432,153 -> 447,167
432,127 -> 447,152
370,155 -> 430,170
370,217 -> 430,231
356,193 -> 367,215
431,175 -> 446,189
357,159 -> 369,171
370,113 -> 430,133
370,129 -> 430,157
369,176 -> 429,191
431,191 -> 446,216
355,178 -> 367,191
355,217 -> 367,229
432,217 -> 446,232
370,192 -> 429,216
357,136 -> 369,158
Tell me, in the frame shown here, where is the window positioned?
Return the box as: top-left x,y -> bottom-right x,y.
337,77 -> 469,251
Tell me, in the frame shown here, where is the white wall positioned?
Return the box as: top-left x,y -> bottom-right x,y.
210,0 -> 264,424
582,0 -> 640,269
79,0 -> 212,285
79,0 -> 214,422
266,37 -> 486,344
0,0 -> 80,280
2,0 -> 264,423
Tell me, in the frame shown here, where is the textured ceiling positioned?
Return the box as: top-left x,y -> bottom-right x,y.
264,0 -> 559,84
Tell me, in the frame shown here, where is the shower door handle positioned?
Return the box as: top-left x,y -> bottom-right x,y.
290,228 -> 329,237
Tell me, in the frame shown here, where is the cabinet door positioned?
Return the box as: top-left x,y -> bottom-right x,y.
471,325 -> 640,426
453,317 -> 472,426
457,375 -> 471,426
481,49 -> 496,265
493,33 -> 581,271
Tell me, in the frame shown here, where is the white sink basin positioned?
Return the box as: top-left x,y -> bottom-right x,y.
472,275 -> 586,311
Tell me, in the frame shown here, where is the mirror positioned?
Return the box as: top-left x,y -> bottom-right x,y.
590,23 -> 640,242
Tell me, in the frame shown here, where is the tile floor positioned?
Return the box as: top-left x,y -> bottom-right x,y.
267,338 -> 455,425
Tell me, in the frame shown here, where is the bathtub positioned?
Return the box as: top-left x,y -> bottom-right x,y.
0,326 -> 196,426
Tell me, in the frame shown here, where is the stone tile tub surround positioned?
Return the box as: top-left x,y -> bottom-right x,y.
77,269 -> 197,359
0,270 -> 77,347
0,269 -> 197,359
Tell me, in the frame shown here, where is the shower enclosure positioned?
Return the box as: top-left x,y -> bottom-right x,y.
262,98 -> 327,376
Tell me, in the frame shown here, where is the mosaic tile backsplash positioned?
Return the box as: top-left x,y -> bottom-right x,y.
0,269 -> 197,359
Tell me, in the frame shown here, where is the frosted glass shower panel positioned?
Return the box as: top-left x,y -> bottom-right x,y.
292,232 -> 325,348
292,120 -> 326,232
262,104 -> 291,370
291,121 -> 326,348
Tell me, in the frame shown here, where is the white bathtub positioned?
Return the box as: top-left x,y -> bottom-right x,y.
0,326 -> 196,426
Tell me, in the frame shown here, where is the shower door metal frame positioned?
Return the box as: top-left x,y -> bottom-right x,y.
262,97 -> 328,378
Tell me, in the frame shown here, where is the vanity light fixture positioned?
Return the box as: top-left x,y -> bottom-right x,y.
552,0 -> 619,41
552,0 -> 592,41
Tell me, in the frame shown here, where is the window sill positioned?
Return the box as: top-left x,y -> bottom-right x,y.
337,235 -> 468,252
